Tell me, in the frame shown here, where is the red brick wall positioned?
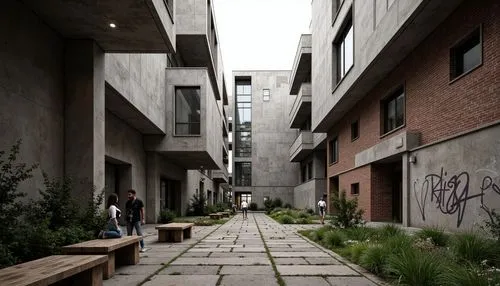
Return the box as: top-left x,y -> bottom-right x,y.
370,164 -> 393,222
326,0 -> 500,221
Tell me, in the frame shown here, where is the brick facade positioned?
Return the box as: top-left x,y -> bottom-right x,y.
326,0 -> 500,221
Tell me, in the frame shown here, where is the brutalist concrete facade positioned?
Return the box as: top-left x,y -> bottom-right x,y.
311,0 -> 500,231
1,0 -> 229,222
232,71 -> 299,208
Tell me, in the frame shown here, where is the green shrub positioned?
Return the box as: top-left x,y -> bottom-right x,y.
346,242 -> 370,263
305,208 -> 315,215
359,244 -> 388,275
452,232 -> 500,265
386,249 -> 447,285
296,217 -> 312,224
330,191 -> 364,228
298,211 -> 310,219
323,230 -> 346,248
382,234 -> 414,255
284,203 -> 292,209
158,208 -> 176,223
417,227 -> 449,247
249,202 -> 258,211
214,202 -> 227,212
440,263 -> 500,286
345,227 -> 377,242
379,224 -> 404,239
273,198 -> 283,208
311,227 -> 330,242
279,215 -> 295,224
264,199 -> 274,214
187,191 -> 207,216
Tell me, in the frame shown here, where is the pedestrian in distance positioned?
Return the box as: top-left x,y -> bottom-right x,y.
317,196 -> 327,224
241,200 -> 248,220
98,193 -> 123,239
126,189 -> 146,252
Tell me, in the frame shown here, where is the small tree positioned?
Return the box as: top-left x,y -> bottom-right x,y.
330,190 -> 364,228
188,191 -> 207,216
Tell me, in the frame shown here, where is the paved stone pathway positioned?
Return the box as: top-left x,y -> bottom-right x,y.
104,213 -> 385,286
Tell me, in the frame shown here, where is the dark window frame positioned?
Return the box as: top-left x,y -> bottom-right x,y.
351,119 -> 359,141
351,183 -> 359,195
450,25 -> 482,83
332,0 -> 344,26
333,8 -> 354,88
329,137 -> 339,165
381,86 -> 405,135
235,162 -> 252,186
174,86 -> 201,136
163,0 -> 174,24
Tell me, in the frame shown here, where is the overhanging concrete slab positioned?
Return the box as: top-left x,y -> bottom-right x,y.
289,83 -> 312,128
23,0 -> 175,53
290,35 -> 312,95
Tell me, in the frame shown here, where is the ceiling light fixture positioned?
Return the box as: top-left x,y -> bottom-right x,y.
109,23 -> 117,28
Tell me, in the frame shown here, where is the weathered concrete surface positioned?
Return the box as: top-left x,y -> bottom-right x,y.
409,124 -> 500,231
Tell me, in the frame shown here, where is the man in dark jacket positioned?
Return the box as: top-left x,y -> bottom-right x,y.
126,189 -> 145,252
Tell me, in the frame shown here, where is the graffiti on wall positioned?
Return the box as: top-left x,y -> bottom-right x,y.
413,167 -> 500,228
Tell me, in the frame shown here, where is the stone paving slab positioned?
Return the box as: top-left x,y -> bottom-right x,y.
208,252 -> 268,258
277,265 -> 359,276
326,276 -> 379,285
103,274 -> 149,286
171,257 -> 271,265
219,265 -> 274,275
182,252 -> 211,257
143,275 -> 219,286
305,257 -> 343,265
283,276 -> 330,286
139,257 -> 173,265
271,251 -> 330,257
160,265 -> 220,275
232,247 -> 265,252
273,257 -> 309,265
219,275 -> 278,286
115,265 -> 161,275
188,248 -> 232,252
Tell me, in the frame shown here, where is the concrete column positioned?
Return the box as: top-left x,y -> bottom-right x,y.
146,152 -> 160,223
402,153 -> 411,226
64,40 -> 105,200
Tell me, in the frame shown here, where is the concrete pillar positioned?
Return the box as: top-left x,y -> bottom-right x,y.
146,152 -> 160,223
402,153 -> 411,226
64,40 -> 105,200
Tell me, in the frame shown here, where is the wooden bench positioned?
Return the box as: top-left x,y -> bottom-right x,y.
156,223 -> 194,242
220,211 -> 230,218
0,254 -> 107,286
209,213 -> 222,219
62,236 -> 141,279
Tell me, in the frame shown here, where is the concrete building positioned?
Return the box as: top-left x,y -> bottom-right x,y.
1,0 -> 229,222
311,0 -> 500,231
232,71 -> 299,208
288,34 -> 327,210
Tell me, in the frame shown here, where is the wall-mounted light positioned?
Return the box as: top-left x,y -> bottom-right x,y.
109,23 -> 117,28
409,155 -> 417,164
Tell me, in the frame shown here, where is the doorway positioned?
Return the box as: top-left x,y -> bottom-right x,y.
329,176 -> 339,214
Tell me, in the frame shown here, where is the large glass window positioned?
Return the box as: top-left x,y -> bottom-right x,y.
235,162 -> 252,186
450,27 -> 482,80
329,137 -> 338,164
335,12 -> 353,84
235,79 -> 252,157
383,87 -> 405,134
175,87 -> 200,135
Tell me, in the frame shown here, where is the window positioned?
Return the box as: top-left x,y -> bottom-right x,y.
300,118 -> 311,131
332,0 -> 342,22
235,79 -> 252,157
450,27 -> 482,81
351,120 -> 359,141
235,162 -> 251,186
307,161 -> 313,180
382,87 -> 405,134
175,87 -> 200,135
335,11 -> 353,84
351,183 -> 359,195
263,89 -> 270,101
329,137 -> 338,164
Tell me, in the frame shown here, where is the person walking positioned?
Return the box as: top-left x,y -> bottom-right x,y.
126,189 -> 146,252
317,197 -> 327,224
241,200 -> 248,220
98,193 -> 123,239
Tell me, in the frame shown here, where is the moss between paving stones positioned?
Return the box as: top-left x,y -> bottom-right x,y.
254,216 -> 286,286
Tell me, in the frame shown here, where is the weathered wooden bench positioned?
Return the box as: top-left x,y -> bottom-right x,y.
0,254 -> 107,286
156,222 -> 194,242
209,213 -> 222,219
220,211 -> 230,218
62,236 -> 141,279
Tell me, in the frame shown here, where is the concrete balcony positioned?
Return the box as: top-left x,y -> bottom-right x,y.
289,131 -> 314,162
144,67 -> 224,170
289,34 -> 312,95
289,83 -> 312,128
213,166 -> 229,183
23,0 -> 175,53
294,178 -> 327,210
175,0 -> 221,101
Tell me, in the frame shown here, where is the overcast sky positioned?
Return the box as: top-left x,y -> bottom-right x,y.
213,0 -> 311,96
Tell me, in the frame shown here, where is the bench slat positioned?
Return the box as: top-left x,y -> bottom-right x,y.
62,236 -> 141,253
156,223 -> 194,230
0,255 -> 107,286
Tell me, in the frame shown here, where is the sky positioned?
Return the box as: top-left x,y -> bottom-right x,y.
213,0 -> 312,96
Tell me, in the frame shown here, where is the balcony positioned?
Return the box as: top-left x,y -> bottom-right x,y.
289,83 -> 312,128
213,166 -> 229,183
144,68 -> 224,170
289,131 -> 314,162
289,34 -> 312,95
294,178 -> 327,210
176,0 -> 221,100
22,0 -> 175,53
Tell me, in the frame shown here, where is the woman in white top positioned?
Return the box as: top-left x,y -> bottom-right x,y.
99,193 -> 123,239
317,197 -> 327,225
